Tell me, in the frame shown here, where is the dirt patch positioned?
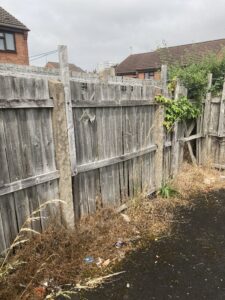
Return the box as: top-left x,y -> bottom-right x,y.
0,164 -> 224,299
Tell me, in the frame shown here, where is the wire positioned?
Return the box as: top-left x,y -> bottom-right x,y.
29,49 -> 58,58
29,49 -> 58,62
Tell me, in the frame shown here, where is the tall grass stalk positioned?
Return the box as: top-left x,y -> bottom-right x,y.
0,199 -> 65,274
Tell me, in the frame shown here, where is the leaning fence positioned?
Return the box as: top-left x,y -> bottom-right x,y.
0,46 -> 224,253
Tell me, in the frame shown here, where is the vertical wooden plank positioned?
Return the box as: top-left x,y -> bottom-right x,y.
202,74 -> 212,164
26,186 -> 42,232
0,211 -> 6,253
135,108 -> 143,194
113,106 -> 123,204
196,116 -> 202,164
0,196 -> 18,248
154,104 -> 164,188
219,139 -> 225,165
0,110 -> 10,187
16,109 -> 42,231
171,79 -> 181,176
0,110 -> 18,246
36,180 -> 60,231
13,190 -> 30,230
1,110 -> 23,241
123,106 -> 135,198
40,108 -> 56,173
154,65 -> 166,188
218,81 -> 225,137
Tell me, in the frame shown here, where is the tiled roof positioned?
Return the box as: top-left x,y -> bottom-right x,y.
46,62 -> 85,73
0,6 -> 29,31
116,39 -> 225,74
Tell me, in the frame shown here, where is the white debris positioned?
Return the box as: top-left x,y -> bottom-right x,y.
116,204 -> 128,213
121,213 -> 131,223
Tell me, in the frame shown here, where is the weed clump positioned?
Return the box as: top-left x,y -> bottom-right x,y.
0,164 -> 224,299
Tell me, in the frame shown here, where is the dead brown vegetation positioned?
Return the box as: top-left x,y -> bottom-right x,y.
0,163 -> 224,300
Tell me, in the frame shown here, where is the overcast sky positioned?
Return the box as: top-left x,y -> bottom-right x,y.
2,0 -> 225,71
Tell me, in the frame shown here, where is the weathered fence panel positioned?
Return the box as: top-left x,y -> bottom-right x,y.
1,48 -> 225,254
0,75 -> 61,252
70,79 -> 161,217
209,95 -> 225,167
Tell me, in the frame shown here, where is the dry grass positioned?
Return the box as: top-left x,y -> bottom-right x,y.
0,163 -> 224,300
173,162 -> 225,197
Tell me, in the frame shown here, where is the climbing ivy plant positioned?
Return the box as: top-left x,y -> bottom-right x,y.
155,43 -> 225,131
155,95 -> 201,131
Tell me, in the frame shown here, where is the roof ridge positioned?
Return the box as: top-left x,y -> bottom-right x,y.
131,38 -> 225,56
116,38 -> 225,74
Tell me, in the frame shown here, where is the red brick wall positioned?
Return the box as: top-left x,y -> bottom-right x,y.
138,73 -> 145,79
154,71 -> 161,80
0,32 -> 29,65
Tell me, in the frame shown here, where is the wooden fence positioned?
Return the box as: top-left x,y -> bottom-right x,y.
0,75 -> 61,253
0,46 -> 224,253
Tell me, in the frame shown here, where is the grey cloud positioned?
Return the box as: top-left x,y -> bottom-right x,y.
1,0 -> 225,70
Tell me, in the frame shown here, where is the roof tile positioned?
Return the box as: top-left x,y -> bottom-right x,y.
116,39 -> 225,74
0,6 -> 29,31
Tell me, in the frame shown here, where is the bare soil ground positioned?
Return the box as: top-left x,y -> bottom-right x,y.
0,164 -> 224,300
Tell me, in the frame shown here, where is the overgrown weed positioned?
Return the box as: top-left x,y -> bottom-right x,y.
0,164 -> 224,299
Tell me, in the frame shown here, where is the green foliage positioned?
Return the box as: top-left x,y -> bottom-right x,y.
155,95 -> 201,131
168,51 -> 225,100
159,183 -> 178,199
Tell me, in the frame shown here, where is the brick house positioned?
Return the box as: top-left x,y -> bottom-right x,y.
45,61 -> 84,73
0,6 -> 29,65
116,39 -> 225,80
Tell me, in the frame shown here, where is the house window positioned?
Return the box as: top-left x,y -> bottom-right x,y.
0,32 -> 15,51
145,71 -> 154,79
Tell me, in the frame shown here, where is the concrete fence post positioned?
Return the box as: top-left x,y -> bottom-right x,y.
58,45 -> 77,176
49,80 -> 75,228
48,44 -> 77,228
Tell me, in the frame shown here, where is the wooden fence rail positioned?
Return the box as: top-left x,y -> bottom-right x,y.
0,46 -> 224,253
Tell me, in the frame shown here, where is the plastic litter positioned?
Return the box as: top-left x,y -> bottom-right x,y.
115,239 -> 126,248
84,256 -> 95,264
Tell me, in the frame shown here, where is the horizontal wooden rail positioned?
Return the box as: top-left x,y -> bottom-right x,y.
0,170 -> 60,196
72,100 -> 157,108
76,145 -> 157,173
211,97 -> 224,104
214,163 -> 225,170
0,99 -> 54,109
179,133 -> 202,143
208,133 -> 225,138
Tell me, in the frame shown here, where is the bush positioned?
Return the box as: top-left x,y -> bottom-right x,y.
168,50 -> 225,101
